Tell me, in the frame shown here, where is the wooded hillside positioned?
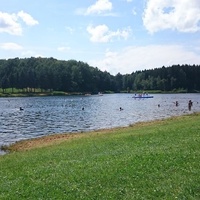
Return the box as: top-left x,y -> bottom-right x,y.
0,57 -> 200,93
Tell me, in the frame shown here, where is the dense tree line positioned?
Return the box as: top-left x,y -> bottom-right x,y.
129,64 -> 200,92
0,57 -> 200,93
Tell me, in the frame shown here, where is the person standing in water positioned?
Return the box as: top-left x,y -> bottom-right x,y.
188,100 -> 193,111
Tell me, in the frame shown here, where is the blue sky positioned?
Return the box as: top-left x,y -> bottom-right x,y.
1,0 -> 200,75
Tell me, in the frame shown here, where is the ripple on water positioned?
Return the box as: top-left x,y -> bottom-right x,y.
0,94 -> 200,152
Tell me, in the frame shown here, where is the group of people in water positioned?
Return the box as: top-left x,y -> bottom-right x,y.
120,99 -> 195,112
174,100 -> 193,111
158,99 -> 194,111
20,99 -> 196,112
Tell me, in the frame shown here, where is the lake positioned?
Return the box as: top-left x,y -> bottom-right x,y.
0,93 -> 200,155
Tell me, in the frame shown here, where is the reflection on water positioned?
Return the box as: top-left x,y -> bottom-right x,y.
0,93 -> 200,154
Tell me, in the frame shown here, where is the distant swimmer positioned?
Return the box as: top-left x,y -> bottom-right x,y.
20,107 -> 24,111
82,107 -> 84,111
188,100 -> 193,111
119,107 -> 123,111
158,104 -> 160,107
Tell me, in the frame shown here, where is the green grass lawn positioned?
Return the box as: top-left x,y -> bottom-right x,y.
0,113 -> 200,199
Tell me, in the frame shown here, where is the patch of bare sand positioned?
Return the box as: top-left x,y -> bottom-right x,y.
7,133 -> 84,152
6,128 -> 118,152
6,123 -> 156,152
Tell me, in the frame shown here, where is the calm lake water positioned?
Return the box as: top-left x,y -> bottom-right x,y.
0,93 -> 200,154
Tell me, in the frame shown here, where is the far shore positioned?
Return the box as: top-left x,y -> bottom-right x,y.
1,89 -> 199,98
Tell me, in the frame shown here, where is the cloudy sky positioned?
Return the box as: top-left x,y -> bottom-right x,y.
1,0 -> 200,75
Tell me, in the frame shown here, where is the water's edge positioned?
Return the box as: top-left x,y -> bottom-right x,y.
1,94 -> 200,155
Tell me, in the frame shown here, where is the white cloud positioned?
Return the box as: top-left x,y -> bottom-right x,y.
89,45 -> 200,74
0,42 -> 23,50
143,0 -> 200,33
87,24 -> 132,43
86,0 -> 112,15
0,12 -> 22,35
17,11 -> 39,26
0,11 -> 38,35
21,50 -> 44,58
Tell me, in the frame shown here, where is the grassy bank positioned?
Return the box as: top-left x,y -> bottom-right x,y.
0,90 -> 70,97
1,87 -> 199,98
0,113 -> 200,199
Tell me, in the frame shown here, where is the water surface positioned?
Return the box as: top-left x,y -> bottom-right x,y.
0,93 -> 200,154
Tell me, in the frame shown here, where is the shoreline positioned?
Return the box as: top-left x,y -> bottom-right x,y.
1,111 -> 199,199
1,112 -> 199,155
1,91 -> 199,98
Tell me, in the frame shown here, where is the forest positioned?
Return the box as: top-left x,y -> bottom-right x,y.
0,57 -> 200,94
